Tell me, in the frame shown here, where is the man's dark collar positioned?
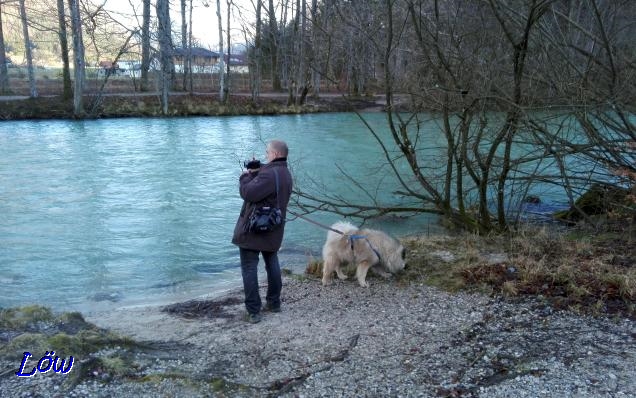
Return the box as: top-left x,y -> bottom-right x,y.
272,157 -> 287,162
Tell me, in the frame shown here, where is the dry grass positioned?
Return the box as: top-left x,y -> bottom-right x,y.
502,227 -> 635,317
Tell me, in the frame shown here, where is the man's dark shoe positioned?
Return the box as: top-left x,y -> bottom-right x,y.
243,312 -> 262,323
263,303 -> 281,313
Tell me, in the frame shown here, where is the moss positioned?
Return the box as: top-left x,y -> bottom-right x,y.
0,305 -> 54,330
0,305 -> 139,362
210,377 -> 227,392
56,311 -> 92,335
289,273 -> 314,283
45,333 -> 81,357
137,372 -> 192,383
555,184 -> 630,222
1,328 -> 135,361
2,333 -> 50,359
0,304 -> 152,391
98,355 -> 133,377
421,268 -> 468,293
132,373 -> 253,396
206,376 -> 253,395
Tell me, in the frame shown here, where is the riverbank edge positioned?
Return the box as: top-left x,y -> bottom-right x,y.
0,92 -> 386,120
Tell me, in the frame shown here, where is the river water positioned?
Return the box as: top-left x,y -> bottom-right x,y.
1,113 -> 445,311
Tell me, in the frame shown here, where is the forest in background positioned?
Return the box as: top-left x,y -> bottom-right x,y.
1,1 -> 635,111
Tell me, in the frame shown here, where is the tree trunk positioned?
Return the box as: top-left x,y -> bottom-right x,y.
279,0 -> 290,90
310,0 -> 319,97
268,0 -> 281,90
181,0 -> 187,91
188,0 -> 193,93
156,0 -> 174,114
225,0 -> 231,102
140,0 -> 151,92
57,0 -> 72,100
0,4 -> 10,95
216,0 -> 225,101
286,0 -> 300,105
19,0 -> 37,98
296,0 -> 308,105
251,0 -> 262,100
68,0 -> 84,116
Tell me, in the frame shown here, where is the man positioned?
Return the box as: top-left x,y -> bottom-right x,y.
232,140 -> 293,323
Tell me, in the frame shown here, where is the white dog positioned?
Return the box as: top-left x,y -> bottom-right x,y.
322,221 -> 406,287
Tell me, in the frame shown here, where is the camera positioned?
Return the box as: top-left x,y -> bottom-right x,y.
244,159 -> 262,170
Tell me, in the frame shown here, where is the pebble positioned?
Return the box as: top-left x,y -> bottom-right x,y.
1,277 -> 634,397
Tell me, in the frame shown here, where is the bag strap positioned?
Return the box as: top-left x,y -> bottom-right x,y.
273,167 -> 280,209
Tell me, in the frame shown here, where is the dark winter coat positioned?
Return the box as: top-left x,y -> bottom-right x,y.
231,159 -> 293,252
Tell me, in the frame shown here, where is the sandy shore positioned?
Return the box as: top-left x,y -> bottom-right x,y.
2,275 -> 635,397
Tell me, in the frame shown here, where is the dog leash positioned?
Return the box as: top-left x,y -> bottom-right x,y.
286,209 -> 346,235
287,210 -> 382,261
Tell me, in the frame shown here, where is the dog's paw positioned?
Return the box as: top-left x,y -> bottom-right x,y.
358,280 -> 369,288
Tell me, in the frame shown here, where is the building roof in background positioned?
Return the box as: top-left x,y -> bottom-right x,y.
173,47 -> 220,58
224,53 -> 248,66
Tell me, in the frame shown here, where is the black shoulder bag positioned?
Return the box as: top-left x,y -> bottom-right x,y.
245,168 -> 284,233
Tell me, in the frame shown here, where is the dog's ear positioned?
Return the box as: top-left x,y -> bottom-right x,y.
400,247 -> 406,260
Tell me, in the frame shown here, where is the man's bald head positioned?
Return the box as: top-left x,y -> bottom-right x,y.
267,140 -> 289,160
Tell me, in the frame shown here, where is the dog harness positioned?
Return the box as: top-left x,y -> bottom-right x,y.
284,210 -> 384,263
348,234 -> 382,263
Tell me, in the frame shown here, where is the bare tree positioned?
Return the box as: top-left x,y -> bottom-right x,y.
18,0 -> 37,98
308,0 -> 318,97
156,0 -> 174,114
216,0 -> 225,101
533,0 -> 636,222
250,0 -> 263,99
294,0 -> 309,105
56,0 -> 71,100
140,0 -> 151,92
295,0 -> 634,232
181,0 -> 188,90
308,0 -> 337,95
308,1 -> 384,96
68,0 -> 84,115
187,0 -> 193,92
88,31 -> 137,115
0,1 -> 9,94
285,0 -> 299,105
225,0 -> 232,101
267,0 -> 281,90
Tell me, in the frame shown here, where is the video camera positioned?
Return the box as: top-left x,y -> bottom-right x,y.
244,159 -> 262,170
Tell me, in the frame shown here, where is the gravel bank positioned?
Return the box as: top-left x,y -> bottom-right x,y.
2,276 -> 634,397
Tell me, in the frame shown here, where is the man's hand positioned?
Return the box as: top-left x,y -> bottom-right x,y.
244,158 -> 261,170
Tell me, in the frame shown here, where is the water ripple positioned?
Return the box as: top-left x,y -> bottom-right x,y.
0,115 -> 438,311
